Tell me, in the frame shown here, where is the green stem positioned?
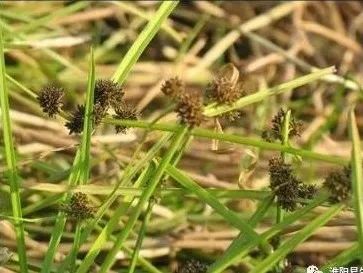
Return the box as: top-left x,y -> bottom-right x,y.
0,27 -> 28,273
104,118 -> 348,165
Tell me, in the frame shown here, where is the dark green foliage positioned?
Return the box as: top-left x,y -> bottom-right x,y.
37,84 -> 64,118
323,166 -> 351,203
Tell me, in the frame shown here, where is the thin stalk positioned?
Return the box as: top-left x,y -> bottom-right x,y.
104,119 -> 348,165
349,109 -> 363,261
249,204 -> 344,273
0,26 -> 28,273
203,66 -> 335,117
98,127 -> 188,273
112,1 -> 179,83
127,200 -> 154,273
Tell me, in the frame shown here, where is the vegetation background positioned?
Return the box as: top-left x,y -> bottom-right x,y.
0,1 -> 363,273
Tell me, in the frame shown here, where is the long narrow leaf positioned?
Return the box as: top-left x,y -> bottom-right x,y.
349,109 -> 363,260
0,24 -> 28,273
249,204 -> 343,273
112,1 -> 178,83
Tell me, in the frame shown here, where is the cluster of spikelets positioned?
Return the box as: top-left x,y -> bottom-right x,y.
262,108 -> 303,142
269,156 -> 316,211
61,192 -> 95,221
176,259 -> 208,273
37,79 -> 137,135
323,166 -> 352,203
205,63 -> 245,120
161,64 -> 245,127
161,77 -> 204,128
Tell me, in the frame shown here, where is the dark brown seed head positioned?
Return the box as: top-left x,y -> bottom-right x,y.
206,76 -> 243,105
65,105 -> 85,135
94,79 -> 124,110
269,156 -> 315,211
93,103 -> 107,126
175,92 -> 204,128
267,109 -> 303,142
177,259 -> 208,273
37,84 -> 64,118
113,103 -> 138,134
63,192 -> 95,221
161,77 -> 185,99
323,166 -> 351,203
298,184 -> 317,200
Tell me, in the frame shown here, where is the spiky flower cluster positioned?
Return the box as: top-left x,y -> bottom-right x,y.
63,192 -> 95,221
161,77 -> 185,100
177,259 -> 208,273
161,78 -> 204,128
113,103 -> 138,134
206,75 -> 243,105
269,156 -> 316,211
176,92 -> 204,127
61,79 -> 137,134
37,84 -> 64,118
323,166 -> 351,203
65,105 -> 85,135
262,109 -> 303,142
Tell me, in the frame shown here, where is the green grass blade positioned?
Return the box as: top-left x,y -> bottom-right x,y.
166,165 -> 272,253
321,244 -> 359,272
40,150 -> 81,273
203,66 -> 335,117
0,24 -> 28,273
41,48 -> 95,273
349,108 -> 363,261
249,204 -> 344,273
208,194 -> 328,273
56,47 -> 96,273
127,200 -> 154,273
112,1 -> 182,43
98,127 -> 188,273
104,119 -> 348,165
78,47 -> 95,185
77,128 -> 187,273
111,1 -> 178,83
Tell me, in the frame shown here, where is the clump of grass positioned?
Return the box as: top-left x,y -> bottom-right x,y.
323,166 -> 352,203
177,259 -> 208,273
269,156 -> 316,211
61,192 -> 95,221
37,84 -> 64,118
